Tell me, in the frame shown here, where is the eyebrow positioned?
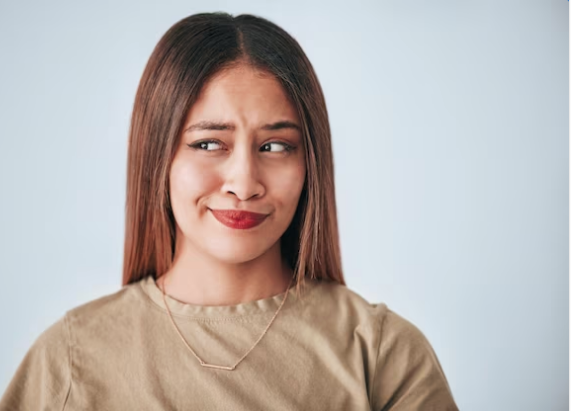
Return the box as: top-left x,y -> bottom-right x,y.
184,120 -> 301,133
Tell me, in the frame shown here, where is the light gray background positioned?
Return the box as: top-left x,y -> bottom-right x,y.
0,1 -> 568,410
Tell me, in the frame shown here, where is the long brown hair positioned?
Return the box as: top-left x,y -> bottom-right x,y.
122,12 -> 345,296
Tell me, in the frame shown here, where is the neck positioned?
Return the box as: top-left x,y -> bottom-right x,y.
157,241 -> 294,307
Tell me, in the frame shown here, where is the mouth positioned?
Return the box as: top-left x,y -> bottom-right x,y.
209,209 -> 269,230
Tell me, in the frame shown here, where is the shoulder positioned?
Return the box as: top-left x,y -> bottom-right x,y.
0,281 -> 146,409
370,303 -> 431,349
67,280 -> 142,315
311,281 -> 459,410
367,304 -> 459,410
310,281 -> 436,355
31,312 -> 70,351
37,280 -> 148,356
304,280 -> 428,337
305,279 -> 377,318
64,279 -> 144,330
302,280 -> 389,338
4,278 -> 140,365
309,280 -> 427,340
0,314 -> 72,409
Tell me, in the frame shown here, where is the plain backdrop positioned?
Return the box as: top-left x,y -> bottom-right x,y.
0,1 -> 568,410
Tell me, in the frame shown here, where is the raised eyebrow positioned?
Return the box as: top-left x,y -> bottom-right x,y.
260,121 -> 301,132
185,121 -> 233,133
184,120 -> 301,133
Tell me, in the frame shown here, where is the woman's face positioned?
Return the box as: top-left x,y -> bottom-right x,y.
169,64 -> 306,264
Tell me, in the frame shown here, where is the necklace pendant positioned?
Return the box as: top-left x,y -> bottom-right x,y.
200,363 -> 235,371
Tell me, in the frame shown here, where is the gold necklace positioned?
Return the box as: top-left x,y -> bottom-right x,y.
158,274 -> 295,371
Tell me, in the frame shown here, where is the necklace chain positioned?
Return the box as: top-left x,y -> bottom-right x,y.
158,275 -> 295,371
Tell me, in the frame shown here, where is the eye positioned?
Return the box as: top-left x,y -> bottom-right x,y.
187,140 -> 223,151
261,142 -> 295,153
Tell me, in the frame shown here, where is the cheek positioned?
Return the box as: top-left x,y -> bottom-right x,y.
169,159 -> 218,206
272,163 -> 306,207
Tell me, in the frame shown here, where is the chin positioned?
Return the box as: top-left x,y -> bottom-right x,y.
203,236 -> 270,264
208,249 -> 266,265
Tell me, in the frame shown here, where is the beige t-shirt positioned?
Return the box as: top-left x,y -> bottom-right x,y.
0,276 -> 459,410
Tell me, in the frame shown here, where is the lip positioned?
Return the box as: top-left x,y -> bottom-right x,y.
209,209 -> 269,230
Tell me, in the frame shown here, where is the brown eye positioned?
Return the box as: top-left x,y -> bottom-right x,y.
261,142 -> 294,152
188,140 -> 223,151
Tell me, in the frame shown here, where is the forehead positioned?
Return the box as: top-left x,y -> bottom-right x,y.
186,65 -> 299,124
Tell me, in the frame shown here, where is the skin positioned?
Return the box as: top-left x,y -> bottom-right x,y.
157,63 -> 306,306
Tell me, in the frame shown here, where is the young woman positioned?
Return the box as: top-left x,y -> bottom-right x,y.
1,12 -> 459,410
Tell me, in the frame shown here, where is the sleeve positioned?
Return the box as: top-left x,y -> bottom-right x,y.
370,304 -> 459,411
0,314 -> 72,411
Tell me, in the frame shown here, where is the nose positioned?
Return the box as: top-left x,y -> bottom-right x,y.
220,143 -> 265,201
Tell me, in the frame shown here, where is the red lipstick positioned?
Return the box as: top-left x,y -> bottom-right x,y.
210,209 -> 269,229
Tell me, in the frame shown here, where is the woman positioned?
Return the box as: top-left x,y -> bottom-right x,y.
0,12 -> 459,410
